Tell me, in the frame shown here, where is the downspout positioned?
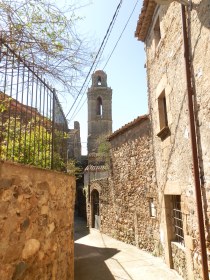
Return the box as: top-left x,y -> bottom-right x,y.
181,5 -> 209,280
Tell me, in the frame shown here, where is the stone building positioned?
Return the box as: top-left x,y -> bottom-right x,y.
85,114 -> 160,254
102,115 -> 159,252
135,1 -> 210,279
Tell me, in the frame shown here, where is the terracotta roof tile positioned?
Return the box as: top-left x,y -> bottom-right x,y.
107,114 -> 149,141
135,0 -> 157,42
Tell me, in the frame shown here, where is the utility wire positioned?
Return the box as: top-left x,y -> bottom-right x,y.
94,2 -> 122,71
68,1 -> 123,121
70,96 -> 87,122
67,0 -> 123,120
66,0 -> 123,118
69,0 -> 139,121
103,0 -> 139,70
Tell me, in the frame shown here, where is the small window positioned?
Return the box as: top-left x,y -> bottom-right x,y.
149,198 -> 156,217
157,90 -> 170,140
154,16 -> 161,48
96,97 -> 102,116
158,90 -> 168,129
172,195 -> 184,245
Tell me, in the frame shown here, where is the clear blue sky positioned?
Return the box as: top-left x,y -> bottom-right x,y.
63,0 -> 148,154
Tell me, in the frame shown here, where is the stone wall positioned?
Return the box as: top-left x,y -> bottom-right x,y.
171,242 -> 187,280
0,161 -> 75,280
97,117 -> 160,254
142,1 -> 210,278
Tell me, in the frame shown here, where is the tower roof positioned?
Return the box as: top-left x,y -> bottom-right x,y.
94,70 -> 106,75
91,70 -> 107,87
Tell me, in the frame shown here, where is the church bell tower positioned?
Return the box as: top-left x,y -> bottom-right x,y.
87,70 -> 112,155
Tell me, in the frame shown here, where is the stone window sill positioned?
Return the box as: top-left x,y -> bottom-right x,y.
157,126 -> 170,141
150,216 -> 157,220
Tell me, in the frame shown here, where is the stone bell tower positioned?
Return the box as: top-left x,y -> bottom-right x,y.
87,70 -> 112,155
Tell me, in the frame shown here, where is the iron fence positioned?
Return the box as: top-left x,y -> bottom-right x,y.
0,33 -> 68,171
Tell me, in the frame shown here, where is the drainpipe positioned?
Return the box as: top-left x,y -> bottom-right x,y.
181,5 -> 209,280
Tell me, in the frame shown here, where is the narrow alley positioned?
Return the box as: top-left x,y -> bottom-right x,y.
74,215 -> 183,280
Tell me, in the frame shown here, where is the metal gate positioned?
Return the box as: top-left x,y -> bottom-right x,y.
0,33 -> 68,171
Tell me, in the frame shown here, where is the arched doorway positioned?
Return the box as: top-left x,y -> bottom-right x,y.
91,189 -> 100,229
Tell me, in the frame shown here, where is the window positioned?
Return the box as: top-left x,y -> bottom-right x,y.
149,198 -> 156,217
172,195 -> 184,245
158,90 -> 168,129
96,97 -> 103,116
157,90 -> 170,140
154,16 -> 161,48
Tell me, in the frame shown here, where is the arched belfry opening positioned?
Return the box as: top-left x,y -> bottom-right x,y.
96,96 -> 103,116
97,76 -> 102,86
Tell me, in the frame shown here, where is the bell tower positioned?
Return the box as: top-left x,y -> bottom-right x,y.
87,70 -> 112,155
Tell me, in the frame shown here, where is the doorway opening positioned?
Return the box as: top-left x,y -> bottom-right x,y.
91,189 -> 100,229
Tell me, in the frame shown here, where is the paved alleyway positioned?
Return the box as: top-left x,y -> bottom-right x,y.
74,215 -> 183,280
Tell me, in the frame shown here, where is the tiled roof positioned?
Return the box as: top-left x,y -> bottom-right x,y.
84,165 -> 108,172
107,114 -> 149,141
135,0 -> 157,42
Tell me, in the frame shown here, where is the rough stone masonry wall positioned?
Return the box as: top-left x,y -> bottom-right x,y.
0,161 -> 75,280
171,242 -> 187,280
100,119 -> 160,254
145,2 -> 210,278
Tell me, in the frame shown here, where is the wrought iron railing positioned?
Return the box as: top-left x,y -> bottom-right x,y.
0,33 -> 68,171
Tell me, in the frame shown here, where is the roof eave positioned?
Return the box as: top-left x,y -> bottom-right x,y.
135,0 -> 157,42
107,114 -> 149,141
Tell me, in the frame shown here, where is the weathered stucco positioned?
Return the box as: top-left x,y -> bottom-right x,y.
0,161 -> 75,280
